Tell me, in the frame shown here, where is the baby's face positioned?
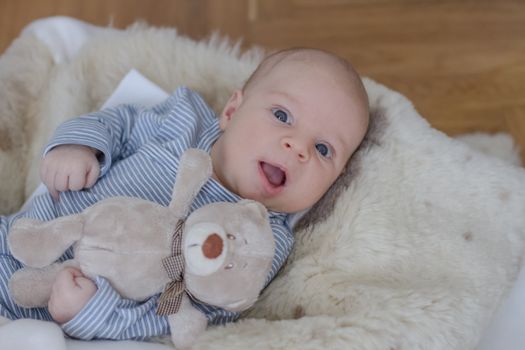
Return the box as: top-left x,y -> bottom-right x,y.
211,59 -> 368,213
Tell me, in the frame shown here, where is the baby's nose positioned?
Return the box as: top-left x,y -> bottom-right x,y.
282,138 -> 309,161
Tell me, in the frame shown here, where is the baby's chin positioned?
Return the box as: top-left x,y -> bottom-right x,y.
258,199 -> 311,215
239,184 -> 312,214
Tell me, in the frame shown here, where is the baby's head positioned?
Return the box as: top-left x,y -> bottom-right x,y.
211,48 -> 369,213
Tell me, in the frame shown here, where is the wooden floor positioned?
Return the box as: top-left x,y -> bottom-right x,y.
1,0 -> 524,162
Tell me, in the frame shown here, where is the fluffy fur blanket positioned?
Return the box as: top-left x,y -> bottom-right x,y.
1,22 -> 525,350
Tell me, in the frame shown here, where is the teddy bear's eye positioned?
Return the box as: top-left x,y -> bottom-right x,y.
227,234 -> 236,240
225,263 -> 234,270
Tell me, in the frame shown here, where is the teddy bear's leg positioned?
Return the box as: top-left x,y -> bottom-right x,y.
8,215 -> 84,268
168,294 -> 208,350
9,260 -> 79,308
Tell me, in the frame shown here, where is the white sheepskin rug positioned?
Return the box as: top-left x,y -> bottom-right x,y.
0,20 -> 525,350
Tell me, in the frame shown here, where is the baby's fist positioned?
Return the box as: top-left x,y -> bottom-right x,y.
40,144 -> 100,200
48,267 -> 97,324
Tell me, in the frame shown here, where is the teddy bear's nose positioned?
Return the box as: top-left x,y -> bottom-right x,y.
202,233 -> 224,259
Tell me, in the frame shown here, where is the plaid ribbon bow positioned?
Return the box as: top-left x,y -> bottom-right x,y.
156,219 -> 186,316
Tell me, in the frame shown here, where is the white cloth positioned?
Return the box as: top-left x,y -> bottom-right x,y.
22,16 -> 114,64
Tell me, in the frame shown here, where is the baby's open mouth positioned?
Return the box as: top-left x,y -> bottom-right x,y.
260,161 -> 286,187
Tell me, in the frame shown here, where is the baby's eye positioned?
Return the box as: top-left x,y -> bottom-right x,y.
315,143 -> 332,158
272,108 -> 291,125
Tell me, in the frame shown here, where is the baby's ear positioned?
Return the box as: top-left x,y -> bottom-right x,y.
219,90 -> 243,130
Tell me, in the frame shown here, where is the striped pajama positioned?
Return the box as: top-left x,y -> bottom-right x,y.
0,87 -> 294,340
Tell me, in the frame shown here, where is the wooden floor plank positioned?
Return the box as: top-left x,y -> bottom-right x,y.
0,0 -> 523,162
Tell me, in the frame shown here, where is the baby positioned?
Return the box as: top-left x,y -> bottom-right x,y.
0,48 -> 369,340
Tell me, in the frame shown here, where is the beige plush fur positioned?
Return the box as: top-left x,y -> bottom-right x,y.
1,23 -> 525,349
0,35 -> 55,214
7,149 -> 274,349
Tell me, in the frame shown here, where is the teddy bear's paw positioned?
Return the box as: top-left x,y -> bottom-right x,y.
8,218 -> 48,265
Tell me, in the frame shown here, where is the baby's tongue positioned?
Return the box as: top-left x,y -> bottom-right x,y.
261,162 -> 285,186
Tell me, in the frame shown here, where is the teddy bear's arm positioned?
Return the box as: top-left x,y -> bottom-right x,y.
9,215 -> 84,267
169,149 -> 212,218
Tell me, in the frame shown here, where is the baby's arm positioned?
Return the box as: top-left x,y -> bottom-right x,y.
57,276 -> 169,340
40,145 -> 100,200
48,267 -> 97,324
41,103 -> 159,198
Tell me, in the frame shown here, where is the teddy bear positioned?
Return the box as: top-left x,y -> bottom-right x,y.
7,148 -> 275,349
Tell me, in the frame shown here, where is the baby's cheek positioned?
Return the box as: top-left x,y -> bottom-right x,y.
308,175 -> 334,204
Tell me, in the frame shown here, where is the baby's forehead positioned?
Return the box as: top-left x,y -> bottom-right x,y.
248,48 -> 370,134
266,52 -> 364,95
262,52 -> 336,80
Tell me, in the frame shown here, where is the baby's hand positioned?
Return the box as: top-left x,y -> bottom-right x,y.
40,144 -> 100,200
48,267 -> 97,324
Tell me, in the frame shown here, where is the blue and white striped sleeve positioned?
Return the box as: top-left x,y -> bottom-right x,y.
265,220 -> 294,286
61,277 -> 169,340
43,104 -> 155,177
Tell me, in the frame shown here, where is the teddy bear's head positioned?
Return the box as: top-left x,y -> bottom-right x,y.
181,199 -> 275,311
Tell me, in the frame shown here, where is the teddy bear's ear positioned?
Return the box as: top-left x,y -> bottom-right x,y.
238,199 -> 268,219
